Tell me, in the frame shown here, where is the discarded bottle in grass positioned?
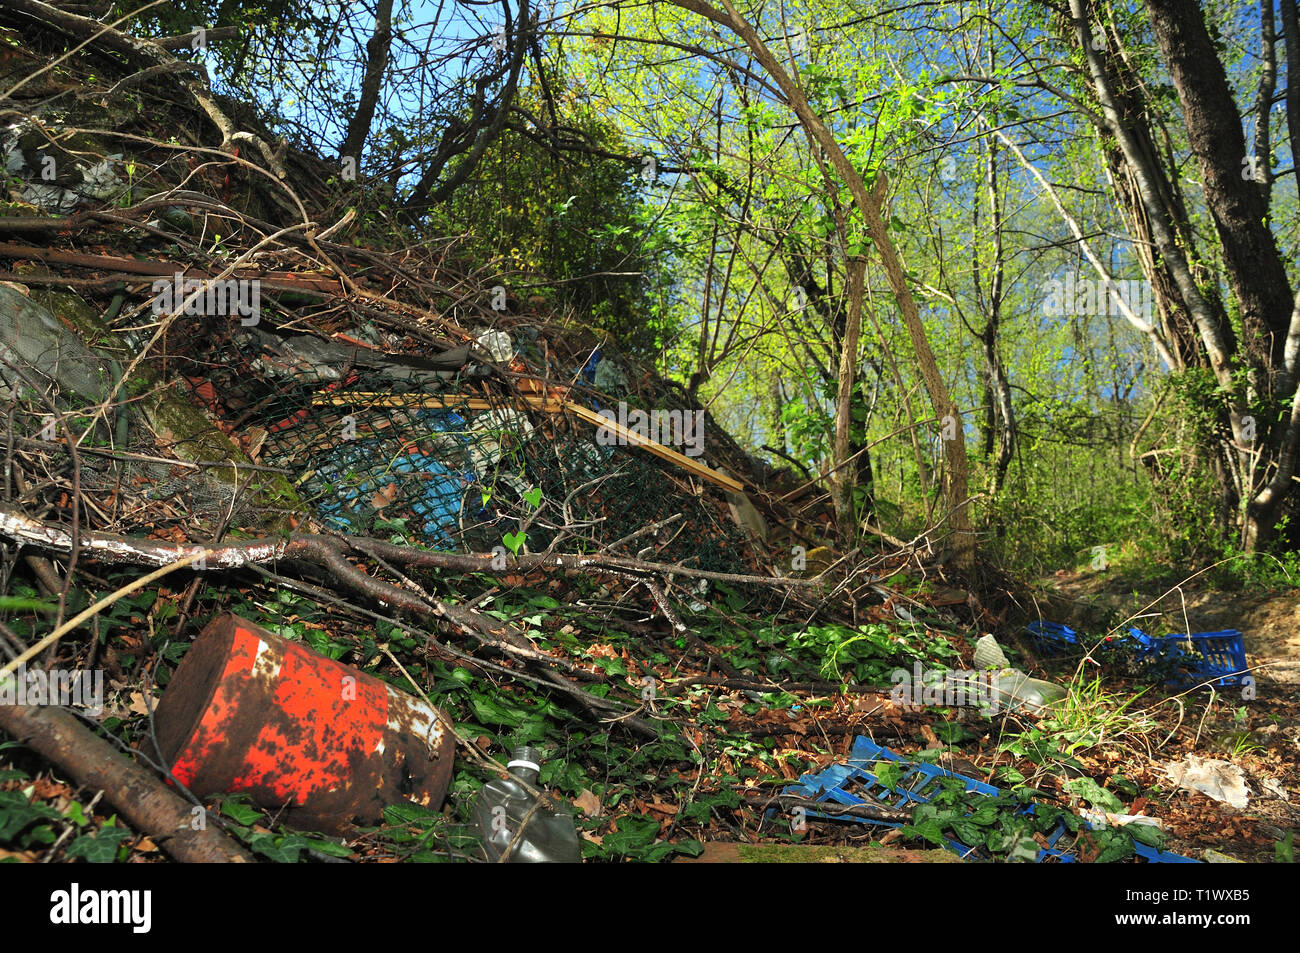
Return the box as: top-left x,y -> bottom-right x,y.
993,670 -> 1068,713
471,747 -> 583,863
974,634 -> 1067,713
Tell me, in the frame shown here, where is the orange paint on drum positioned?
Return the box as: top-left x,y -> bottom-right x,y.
151,613 -> 455,831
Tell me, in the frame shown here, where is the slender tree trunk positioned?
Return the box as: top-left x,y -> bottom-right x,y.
338,0 -> 395,165
669,0 -> 977,567
832,257 -> 866,539
1253,0 -> 1277,210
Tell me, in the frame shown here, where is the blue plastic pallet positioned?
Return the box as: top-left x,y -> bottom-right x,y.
1026,620 -> 1249,689
781,736 -> 1197,863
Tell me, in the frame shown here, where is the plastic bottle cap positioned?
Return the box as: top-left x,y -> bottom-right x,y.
507,759 -> 540,772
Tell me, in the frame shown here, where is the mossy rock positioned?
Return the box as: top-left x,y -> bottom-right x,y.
22,288 -> 302,523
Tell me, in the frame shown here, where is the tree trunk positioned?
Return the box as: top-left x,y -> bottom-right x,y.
1141,0 -> 1296,548
832,257 -> 866,539
1143,0 -> 1293,382
669,0 -> 977,567
338,0 -> 395,165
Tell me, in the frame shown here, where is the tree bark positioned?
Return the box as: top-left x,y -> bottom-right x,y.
667,0 -> 976,567
1143,0 -> 1293,379
832,256 -> 866,538
338,0 -> 396,166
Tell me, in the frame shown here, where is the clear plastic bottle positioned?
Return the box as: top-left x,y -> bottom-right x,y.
471,746 -> 583,863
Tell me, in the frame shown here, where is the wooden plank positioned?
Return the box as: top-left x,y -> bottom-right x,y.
560,400 -> 743,492
313,392 -> 744,492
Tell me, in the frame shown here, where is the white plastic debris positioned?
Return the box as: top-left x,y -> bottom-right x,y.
972,634 -> 1066,713
475,329 -> 513,362
75,155 -> 123,200
991,669 -> 1068,713
19,182 -> 78,213
593,357 -> 629,392
1165,756 -> 1250,809
973,634 -> 1011,670
1080,810 -> 1164,829
1203,848 -> 1245,863
1260,777 -> 1289,801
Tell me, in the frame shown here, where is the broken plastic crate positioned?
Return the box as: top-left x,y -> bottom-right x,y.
1128,628 -> 1250,690
1026,620 -> 1248,689
781,736 -> 1197,863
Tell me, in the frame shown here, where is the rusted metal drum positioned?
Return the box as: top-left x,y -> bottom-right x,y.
151,613 -> 455,831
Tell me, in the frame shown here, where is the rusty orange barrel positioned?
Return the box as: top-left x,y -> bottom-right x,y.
151,613 -> 455,831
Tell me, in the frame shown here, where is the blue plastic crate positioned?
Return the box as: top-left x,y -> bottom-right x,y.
1025,620 -> 1081,654
781,736 -> 1197,863
1027,620 -> 1249,689
1130,628 -> 1249,689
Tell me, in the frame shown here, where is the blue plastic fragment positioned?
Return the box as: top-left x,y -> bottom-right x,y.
780,736 -> 1198,863
1026,620 -> 1249,689
579,347 -> 602,384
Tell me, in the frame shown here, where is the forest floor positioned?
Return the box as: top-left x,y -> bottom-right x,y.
5,558 -> 1298,863
1016,570 -> 1300,863
1045,568 -> 1300,689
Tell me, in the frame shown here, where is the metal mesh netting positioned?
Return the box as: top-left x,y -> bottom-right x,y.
151,320 -> 757,572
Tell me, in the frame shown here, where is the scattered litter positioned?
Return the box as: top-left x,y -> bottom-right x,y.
1261,777 -> 1289,801
782,736 -> 1198,863
1165,756 -> 1251,809
1027,620 -> 1250,689
150,614 -> 455,831
0,284 -> 119,402
723,481 -> 768,539
474,328 -> 513,363
973,633 -> 1010,669
592,355 -> 629,393
471,746 -> 582,862
1203,848 -> 1245,863
972,633 -> 1066,713
991,669 -> 1067,713
3,135 -> 124,212
1079,811 -> 1164,830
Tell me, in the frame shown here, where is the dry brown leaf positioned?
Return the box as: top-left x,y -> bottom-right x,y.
573,789 -> 602,817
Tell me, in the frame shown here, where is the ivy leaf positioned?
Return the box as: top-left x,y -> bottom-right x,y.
1065,777 -> 1124,813
217,797 -> 264,826
65,826 -> 131,863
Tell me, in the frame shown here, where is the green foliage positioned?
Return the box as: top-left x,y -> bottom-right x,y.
64,822 -> 132,863
898,776 -> 1139,862
1277,830 -> 1295,863
429,79 -> 673,357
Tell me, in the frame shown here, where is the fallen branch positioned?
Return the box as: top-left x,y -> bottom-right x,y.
740,790 -> 910,823
0,503 -> 670,735
0,502 -> 816,589
0,700 -> 254,862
